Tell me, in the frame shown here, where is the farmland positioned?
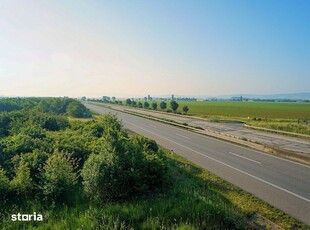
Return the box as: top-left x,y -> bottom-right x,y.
110,99 -> 310,136
162,101 -> 310,120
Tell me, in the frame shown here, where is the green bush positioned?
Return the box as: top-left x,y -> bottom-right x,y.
67,102 -> 91,118
43,151 -> 78,201
10,162 -> 33,195
82,133 -> 168,201
0,167 -> 10,200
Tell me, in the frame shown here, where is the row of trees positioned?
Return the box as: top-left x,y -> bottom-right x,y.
125,99 -> 189,114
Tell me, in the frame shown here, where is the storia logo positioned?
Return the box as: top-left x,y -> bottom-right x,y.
11,212 -> 43,221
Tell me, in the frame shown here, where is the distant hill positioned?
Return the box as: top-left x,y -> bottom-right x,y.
217,93 -> 310,100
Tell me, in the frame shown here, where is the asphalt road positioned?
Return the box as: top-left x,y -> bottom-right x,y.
99,103 -> 310,154
85,103 -> 310,225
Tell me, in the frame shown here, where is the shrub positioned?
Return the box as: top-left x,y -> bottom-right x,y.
43,151 -> 78,201
67,101 -> 91,118
0,167 -> 10,200
82,134 -> 168,201
133,136 -> 159,152
10,162 -> 33,195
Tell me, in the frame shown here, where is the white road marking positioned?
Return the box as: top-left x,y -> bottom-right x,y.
175,133 -> 190,140
124,120 -> 310,203
89,103 -> 310,169
228,152 -> 261,164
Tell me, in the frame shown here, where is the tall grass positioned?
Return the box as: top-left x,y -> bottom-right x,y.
249,120 -> 310,136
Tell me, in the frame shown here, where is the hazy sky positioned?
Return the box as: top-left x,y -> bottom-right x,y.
1,0 -> 309,98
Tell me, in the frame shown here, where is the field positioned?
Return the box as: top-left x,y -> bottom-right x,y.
115,99 -> 310,135
169,101 -> 310,120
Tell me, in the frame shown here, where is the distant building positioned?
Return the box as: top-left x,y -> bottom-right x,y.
172,94 -> 175,100
147,94 -> 152,100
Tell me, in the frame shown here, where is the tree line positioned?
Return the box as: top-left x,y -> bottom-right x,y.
124,99 -> 190,114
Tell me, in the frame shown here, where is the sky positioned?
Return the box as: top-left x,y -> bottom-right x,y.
0,0 -> 309,98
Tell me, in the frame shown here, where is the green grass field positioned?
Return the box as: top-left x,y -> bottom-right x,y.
170,101 -> 310,120
117,100 -> 310,135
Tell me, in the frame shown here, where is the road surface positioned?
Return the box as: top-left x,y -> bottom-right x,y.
85,103 -> 310,225
98,103 -> 310,154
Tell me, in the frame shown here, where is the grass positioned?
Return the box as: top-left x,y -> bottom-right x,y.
1,150 -> 307,229
114,100 -> 310,136
119,100 -> 310,120
248,120 -> 310,136
173,101 -> 310,120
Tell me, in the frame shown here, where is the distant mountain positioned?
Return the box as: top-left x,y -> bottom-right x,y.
217,93 -> 310,100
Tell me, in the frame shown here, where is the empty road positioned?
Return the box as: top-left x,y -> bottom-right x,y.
85,103 -> 310,225
95,103 -> 310,154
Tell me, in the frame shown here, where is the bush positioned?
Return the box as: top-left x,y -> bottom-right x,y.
43,151 -> 78,201
67,101 -> 91,118
82,134 -> 168,201
0,167 -> 10,200
133,136 -> 159,152
10,162 -> 33,195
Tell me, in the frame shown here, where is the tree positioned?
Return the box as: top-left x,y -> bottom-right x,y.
152,102 -> 157,110
170,100 -> 179,112
138,102 -> 143,108
132,101 -> 137,107
126,98 -> 132,106
182,105 -> 189,114
102,96 -> 110,102
160,101 -> 167,110
144,101 -> 150,109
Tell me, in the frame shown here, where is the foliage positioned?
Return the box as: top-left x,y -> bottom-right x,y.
0,167 -> 10,200
182,105 -> 189,114
152,102 -> 158,110
67,101 -> 91,118
82,129 -> 168,201
126,98 -> 132,105
43,151 -> 78,201
10,162 -> 33,194
160,101 -> 167,110
170,100 -> 179,112
143,101 -> 150,109
0,97 -> 39,112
